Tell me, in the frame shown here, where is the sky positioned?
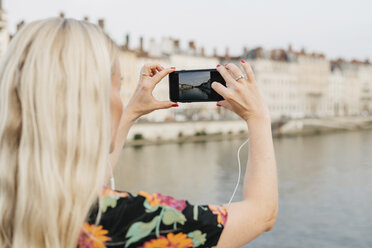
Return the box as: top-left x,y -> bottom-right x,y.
179,71 -> 210,86
4,0 -> 372,61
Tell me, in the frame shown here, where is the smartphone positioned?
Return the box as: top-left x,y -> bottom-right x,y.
169,69 -> 227,102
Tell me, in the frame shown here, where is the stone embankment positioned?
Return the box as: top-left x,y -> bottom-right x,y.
277,117 -> 372,136
124,117 -> 372,146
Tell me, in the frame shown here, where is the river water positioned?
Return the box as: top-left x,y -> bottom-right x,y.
180,87 -> 209,100
114,130 -> 372,248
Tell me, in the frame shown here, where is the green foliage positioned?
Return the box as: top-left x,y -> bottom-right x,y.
195,130 -> 207,136
133,133 -> 144,140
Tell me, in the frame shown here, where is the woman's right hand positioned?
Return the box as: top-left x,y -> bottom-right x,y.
124,63 -> 177,121
211,60 -> 270,124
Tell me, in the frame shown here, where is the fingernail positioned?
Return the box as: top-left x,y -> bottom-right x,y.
241,59 -> 245,63
217,64 -> 221,67
172,104 -> 179,107
171,67 -> 176,69
216,103 -> 221,107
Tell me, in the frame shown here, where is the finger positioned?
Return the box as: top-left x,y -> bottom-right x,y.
156,65 -> 164,71
151,66 -> 164,76
217,100 -> 234,112
140,63 -> 164,79
151,67 -> 176,86
225,63 -> 246,84
241,60 -> 255,83
216,65 -> 238,87
155,100 -> 178,110
150,67 -> 157,77
211,81 -> 230,99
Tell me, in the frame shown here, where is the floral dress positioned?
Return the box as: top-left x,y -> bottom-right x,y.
77,186 -> 228,248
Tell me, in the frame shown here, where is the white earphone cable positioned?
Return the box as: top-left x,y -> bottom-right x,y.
108,158 -> 116,190
228,137 -> 250,206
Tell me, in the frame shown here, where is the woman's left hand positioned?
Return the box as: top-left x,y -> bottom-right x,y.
124,63 -> 177,121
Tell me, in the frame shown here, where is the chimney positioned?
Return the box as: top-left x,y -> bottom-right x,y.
125,34 -> 130,49
243,46 -> 248,55
213,48 -> 218,57
288,44 -> 293,52
83,16 -> 89,21
200,47 -> 205,57
300,47 -> 306,55
98,19 -> 105,29
172,39 -> 179,53
188,41 -> 196,50
59,12 -> 65,18
139,36 -> 144,52
225,47 -> 230,60
16,20 -> 25,32
256,47 -> 263,59
280,49 -> 286,61
270,49 -> 275,60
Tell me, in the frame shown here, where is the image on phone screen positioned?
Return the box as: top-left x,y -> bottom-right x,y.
179,71 -> 213,100
169,69 -> 226,102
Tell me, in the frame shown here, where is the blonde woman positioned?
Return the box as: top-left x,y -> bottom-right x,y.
0,17 -> 277,248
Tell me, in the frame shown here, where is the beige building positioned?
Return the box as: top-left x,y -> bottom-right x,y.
227,47 -> 372,120
296,52 -> 329,117
358,63 -> 372,114
328,65 -> 348,116
245,58 -> 301,120
228,47 -> 304,121
328,60 -> 372,116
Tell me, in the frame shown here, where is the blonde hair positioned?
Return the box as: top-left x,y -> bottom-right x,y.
0,17 -> 118,247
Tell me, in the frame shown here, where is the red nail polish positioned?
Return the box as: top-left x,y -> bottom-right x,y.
217,64 -> 221,67
171,67 -> 176,69
172,104 -> 179,107
241,59 -> 245,63
216,103 -> 221,107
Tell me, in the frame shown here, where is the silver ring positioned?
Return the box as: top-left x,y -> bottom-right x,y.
235,75 -> 245,81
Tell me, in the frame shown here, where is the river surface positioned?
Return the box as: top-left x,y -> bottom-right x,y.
114,130 -> 372,248
180,87 -> 209,100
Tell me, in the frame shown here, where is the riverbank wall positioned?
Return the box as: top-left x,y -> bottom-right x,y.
125,117 -> 372,146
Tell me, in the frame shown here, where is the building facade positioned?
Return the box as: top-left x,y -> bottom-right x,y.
4,14 -> 372,122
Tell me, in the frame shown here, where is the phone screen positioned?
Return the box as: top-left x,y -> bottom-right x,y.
169,69 -> 226,102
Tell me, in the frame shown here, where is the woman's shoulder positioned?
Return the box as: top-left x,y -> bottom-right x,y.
79,187 -> 228,248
